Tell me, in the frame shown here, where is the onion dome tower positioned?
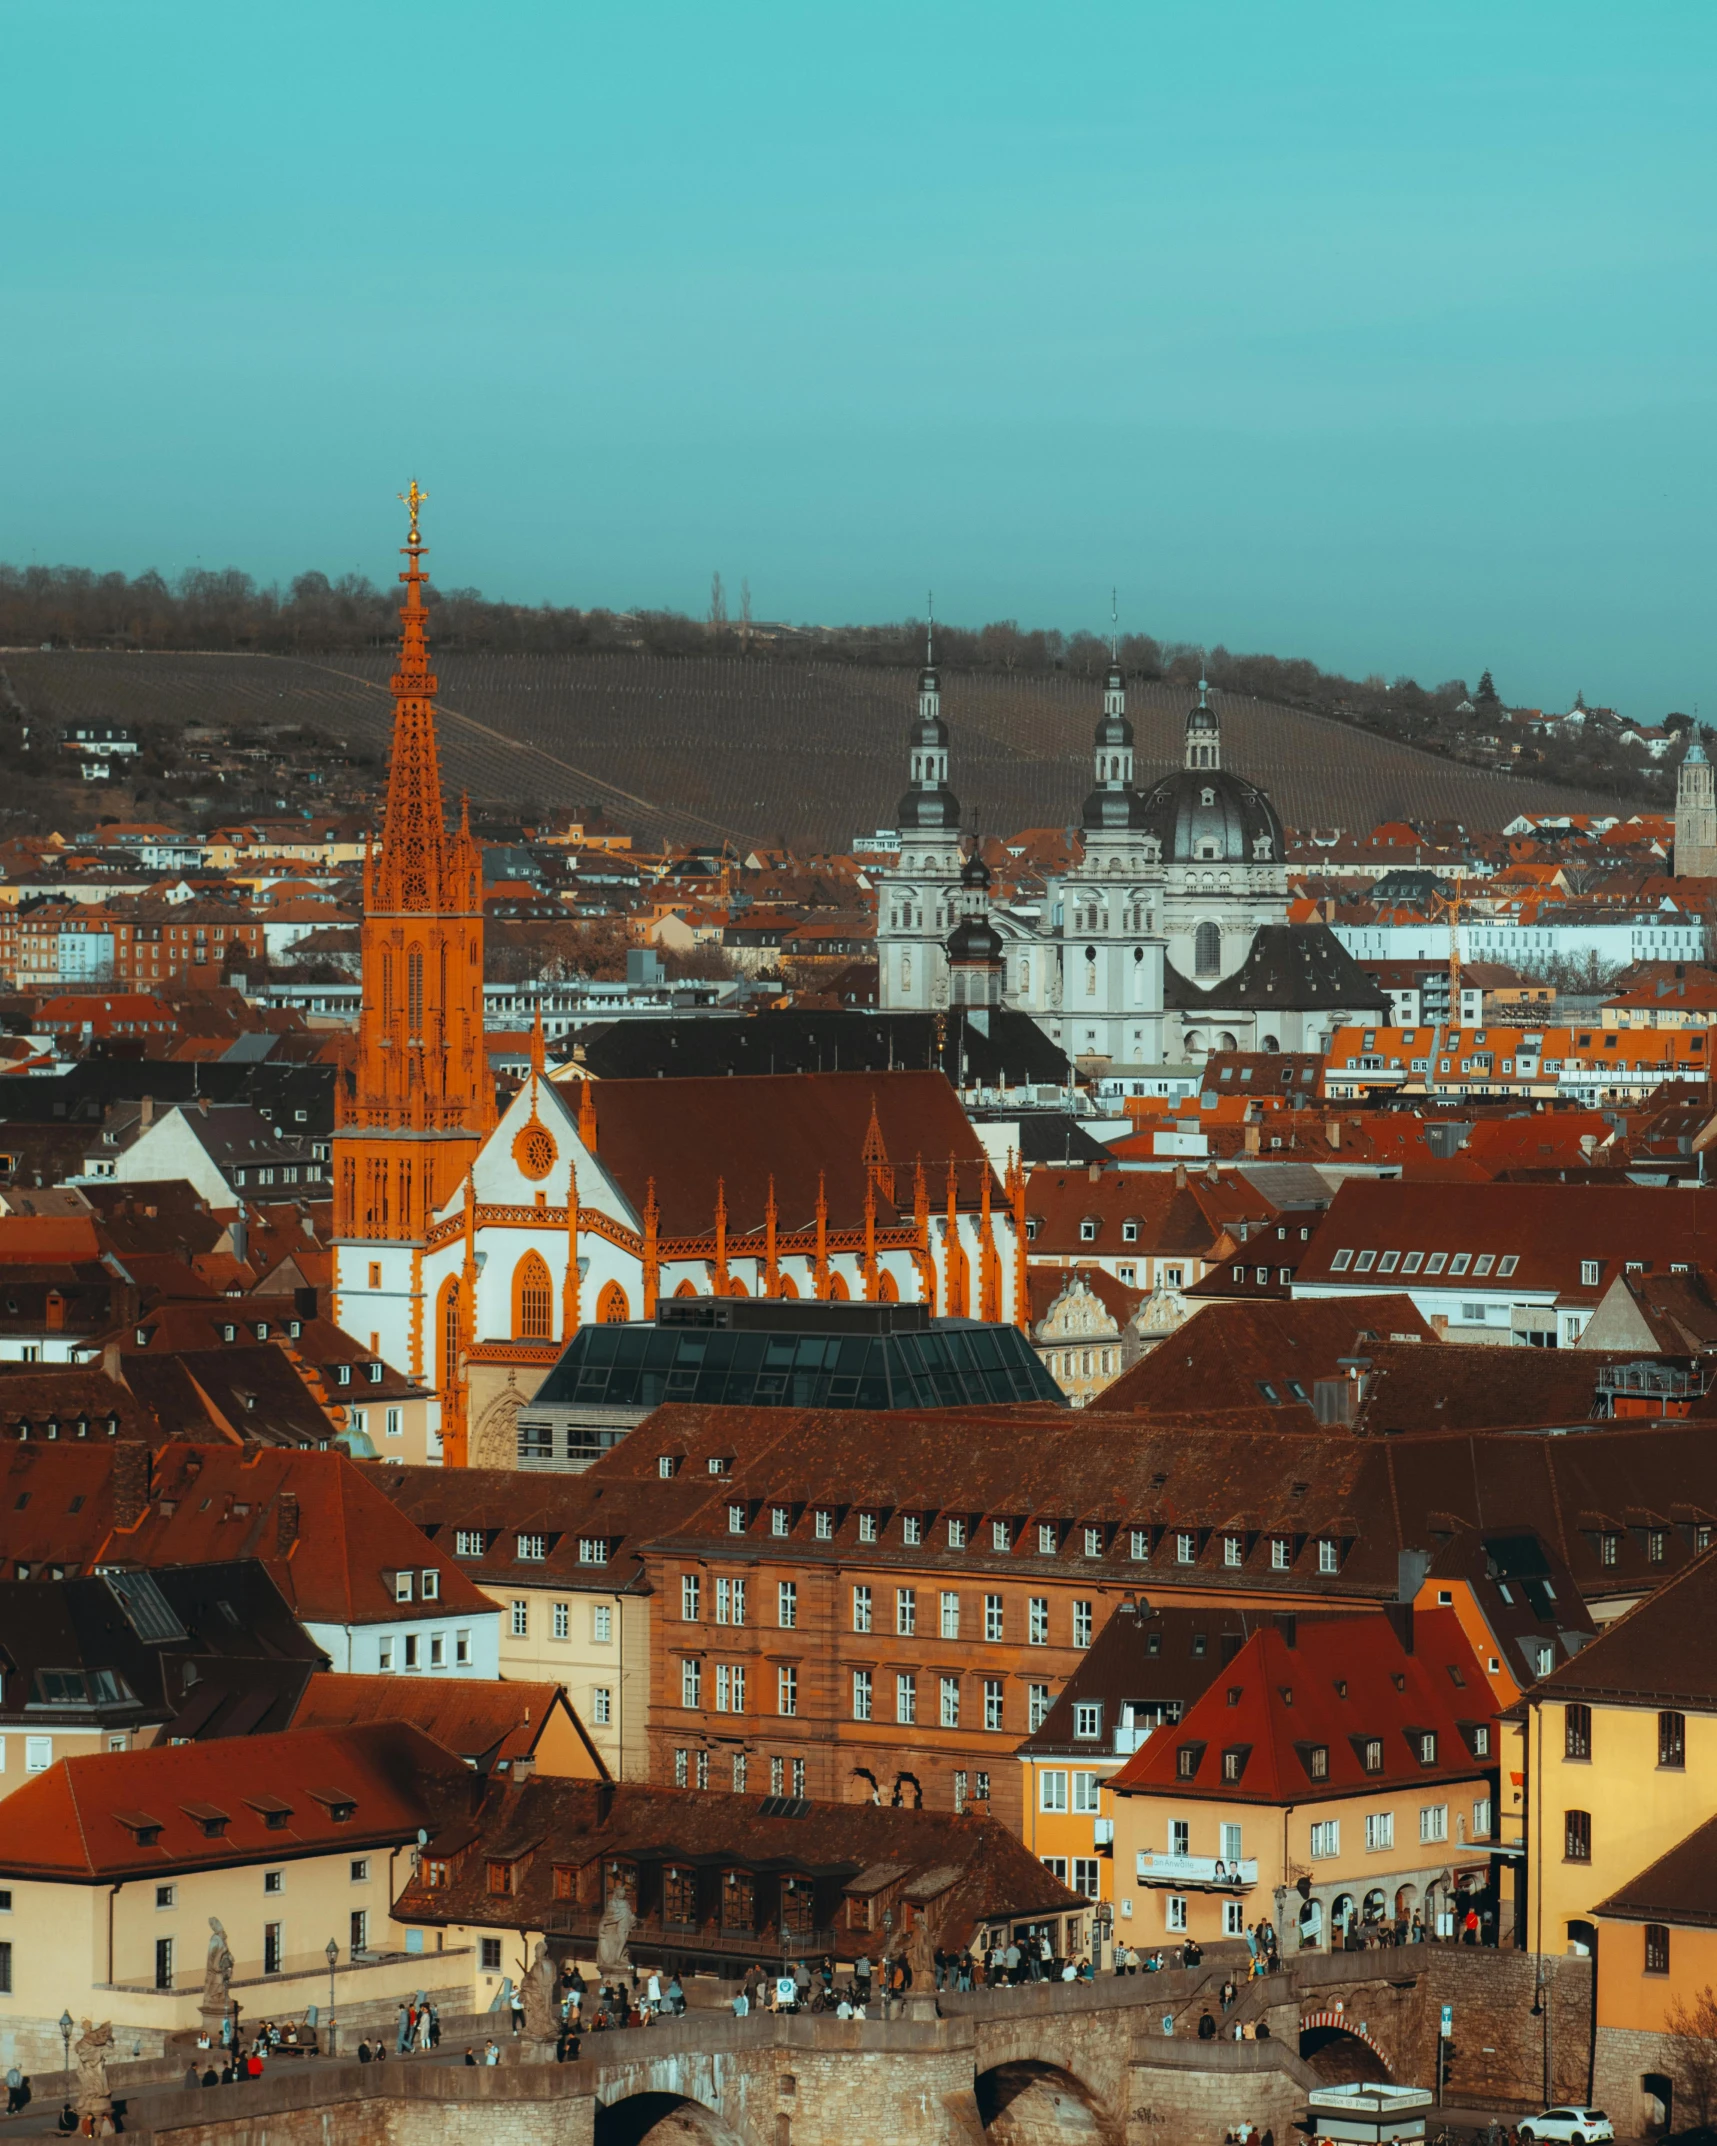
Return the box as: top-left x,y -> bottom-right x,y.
946,844 -> 1005,1007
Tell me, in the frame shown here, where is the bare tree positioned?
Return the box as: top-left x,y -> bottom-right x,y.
1666,1987 -> 1717,2128
740,577 -> 753,651
708,571 -> 727,631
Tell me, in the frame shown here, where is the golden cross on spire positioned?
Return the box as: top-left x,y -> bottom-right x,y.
398,480 -> 427,539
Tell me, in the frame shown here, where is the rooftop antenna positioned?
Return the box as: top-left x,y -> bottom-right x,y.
926,590 -> 934,667
1110,588 -> 1119,663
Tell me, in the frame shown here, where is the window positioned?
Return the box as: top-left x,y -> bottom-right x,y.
658,1456 -> 677,1480
552,1601 -> 570,1640
156,1884 -> 175,1909
853,1585 -> 873,1634
1420,1805 -> 1448,1843
727,1504 -> 745,1536
1417,1731 -> 1438,1765
155,1937 -> 173,1990
1649,1529 -> 1667,1566
985,1679 -> 1004,1731
1646,1924 -> 1671,1976
1038,1522 -> 1057,1554
592,1604 -> 612,1644
1074,1702 -> 1101,1741
815,1509 -> 834,1540
947,1518 -> 967,1549
1472,1797 -> 1492,1838
1565,1809 -> 1592,1862
681,1574 -> 701,1621
896,1673 -> 917,1724
681,1659 -> 702,1708
456,1631 -> 470,1666
1073,1857 -> 1101,1899
515,1533 -> 547,1563
1029,1684 -> 1051,1730
1362,1738 -> 1384,1773
350,1909 -> 368,1954
940,1676 -> 960,1728
991,1520 -> 1010,1551
778,1667 -> 798,1717
771,1506 -> 790,1536
1166,1895 -> 1188,1932
902,1515 -> 922,1546
1270,1538 -> 1290,1571
858,1511 -> 877,1544
778,1582 -> 797,1628
853,1670 -> 873,1722
1223,1534 -> 1243,1567
1128,1527 -> 1148,1560
985,1593 -> 1004,1642
896,1588 -> 917,1635
264,1870 -> 283,1895
1365,1811 -> 1394,1852
394,1570 -> 414,1603
1176,1531 -> 1196,1565
454,1529 -> 484,1558
1308,1744 -> 1329,1781
940,1592 -> 961,1639
1565,1704 -> 1592,1760
1073,1600 -> 1093,1647
1581,1260 -> 1601,1287
1659,1711 -> 1686,1769
1041,1770 -> 1068,1813
714,1664 -> 747,1712
481,1937 -> 503,1972
592,1687 -> 612,1725
1317,1539 -> 1339,1574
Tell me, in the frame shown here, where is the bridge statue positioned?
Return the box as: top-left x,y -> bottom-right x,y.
596,1894 -> 636,1976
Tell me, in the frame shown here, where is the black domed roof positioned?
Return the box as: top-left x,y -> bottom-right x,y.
1081,784 -> 1154,832
960,849 -> 991,888
1094,709 -> 1134,749
909,708 -> 948,748
897,785 -> 962,831
1137,767 -> 1283,863
946,913 -> 1003,965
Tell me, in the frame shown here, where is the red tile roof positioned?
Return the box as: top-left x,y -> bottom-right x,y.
0,1722 -> 456,1878
1109,1607 -> 1494,1804
1024,1164 -> 1274,1260
1092,1294 -> 1434,1417
290,1672 -> 605,1776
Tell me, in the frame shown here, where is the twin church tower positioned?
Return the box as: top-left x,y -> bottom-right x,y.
875,641 -> 1333,1065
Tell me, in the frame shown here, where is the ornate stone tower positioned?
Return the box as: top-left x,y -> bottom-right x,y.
333,485 -> 494,1388
876,616 -> 965,1010
1675,738 -> 1717,877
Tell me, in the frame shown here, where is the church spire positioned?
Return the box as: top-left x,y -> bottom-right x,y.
375,481 -> 454,914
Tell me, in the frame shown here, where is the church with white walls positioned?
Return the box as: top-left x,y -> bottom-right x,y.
873,653 -> 1385,1065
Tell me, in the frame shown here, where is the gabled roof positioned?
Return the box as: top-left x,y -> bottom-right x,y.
0,1722 -> 458,1879
1016,1598 -> 1251,1758
1165,925 -> 1391,1014
1523,1542 -> 1717,1708
290,1672 -> 607,1779
1109,1607 -> 1493,1804
1594,1812 -> 1717,1927
1092,1295 -> 1434,1418
1024,1163 -> 1275,1260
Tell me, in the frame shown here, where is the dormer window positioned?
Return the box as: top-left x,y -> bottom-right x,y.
368,1362 -> 383,1384
815,1509 -> 833,1540
336,1365 -> 352,1386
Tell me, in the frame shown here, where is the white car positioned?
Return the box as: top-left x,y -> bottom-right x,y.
1519,2109 -> 1615,2146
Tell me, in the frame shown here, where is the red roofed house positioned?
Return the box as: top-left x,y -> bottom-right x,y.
0,1724 -> 466,2065
1027,1264 -> 1145,1405
0,1442 -> 502,1677
1108,1607 -> 1500,1960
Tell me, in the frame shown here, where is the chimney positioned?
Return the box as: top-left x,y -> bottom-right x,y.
1325,1119 -> 1342,1150
1087,1160 -> 1101,1184
1384,1600 -> 1415,1655
111,1440 -> 149,1529
276,1491 -> 301,1554
139,1095 -> 154,1130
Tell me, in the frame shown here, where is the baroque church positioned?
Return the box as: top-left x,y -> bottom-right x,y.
333,496 -> 1028,1462
875,645 -> 1385,1063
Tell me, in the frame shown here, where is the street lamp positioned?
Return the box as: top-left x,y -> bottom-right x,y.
325,1941 -> 339,2022
58,2011 -> 72,2075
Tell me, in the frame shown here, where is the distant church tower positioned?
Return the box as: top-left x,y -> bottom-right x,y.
877,617 -> 965,1009
333,484 -> 494,1389
1675,738 -> 1717,877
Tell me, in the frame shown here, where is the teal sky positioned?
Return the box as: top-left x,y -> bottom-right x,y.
3,1 -> 1713,714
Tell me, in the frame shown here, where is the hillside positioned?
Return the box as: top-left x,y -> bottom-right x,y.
1,647 -> 1623,849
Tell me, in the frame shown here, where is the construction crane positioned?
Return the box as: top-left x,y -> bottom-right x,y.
1429,870 -> 1466,1029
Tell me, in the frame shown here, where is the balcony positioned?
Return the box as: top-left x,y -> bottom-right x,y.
1134,1852 -> 1257,1891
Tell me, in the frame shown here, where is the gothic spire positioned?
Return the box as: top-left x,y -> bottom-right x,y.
375,482 -> 451,913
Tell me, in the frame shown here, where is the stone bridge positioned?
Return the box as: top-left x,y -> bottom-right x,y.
97,1947 -> 1593,2146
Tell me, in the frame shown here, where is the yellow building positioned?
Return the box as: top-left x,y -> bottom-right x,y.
1515,1548 -> 1717,2131
0,1724 -> 473,2072
1592,1816 -> 1717,2135
1110,1608 -> 1501,1953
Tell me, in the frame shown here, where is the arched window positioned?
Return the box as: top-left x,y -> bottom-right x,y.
1019,957 -> 1031,993
1195,921 -> 1221,975
407,945 -> 424,1036
901,953 -> 913,992
513,1251 -> 553,1340
877,1267 -> 899,1302
726,1274 -> 749,1298
778,1274 -> 800,1299
435,1276 -> 461,1394
827,1271 -> 850,1302
597,1281 -> 630,1323
674,1277 -> 698,1297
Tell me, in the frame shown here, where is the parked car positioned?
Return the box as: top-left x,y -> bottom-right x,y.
1519,2110 -> 1615,2146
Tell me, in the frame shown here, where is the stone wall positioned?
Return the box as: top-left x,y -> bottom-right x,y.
1592,2023 -> 1682,2140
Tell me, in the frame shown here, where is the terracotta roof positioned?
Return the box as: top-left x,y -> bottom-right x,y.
1092,1295 -> 1434,1418
1593,1812 -> 1717,1927
0,1442 -> 494,1623
1024,1163 -> 1274,1261
1524,1542 -> 1717,1708
0,1722 -> 456,1878
582,1068 -> 998,1236
1296,1180 -> 1714,1299
290,1672 -> 605,1776
1109,1606 -> 1493,1804
1016,1598 -> 1253,1758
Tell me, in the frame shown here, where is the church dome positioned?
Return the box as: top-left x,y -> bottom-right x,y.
960,849 -> 991,889
1137,767 -> 1284,863
1081,783 -> 1154,832
897,782 -> 962,830
946,912 -> 1003,965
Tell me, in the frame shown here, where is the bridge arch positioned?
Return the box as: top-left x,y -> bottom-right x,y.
1299,2010 -> 1392,2085
976,2058 -> 1117,2145
594,2091 -> 747,2146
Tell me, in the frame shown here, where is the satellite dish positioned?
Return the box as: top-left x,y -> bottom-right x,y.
417,1828 -> 429,1846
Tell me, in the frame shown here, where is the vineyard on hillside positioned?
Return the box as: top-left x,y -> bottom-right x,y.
0,647 -> 1625,849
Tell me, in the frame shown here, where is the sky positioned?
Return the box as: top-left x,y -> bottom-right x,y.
3,0 -> 1714,714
